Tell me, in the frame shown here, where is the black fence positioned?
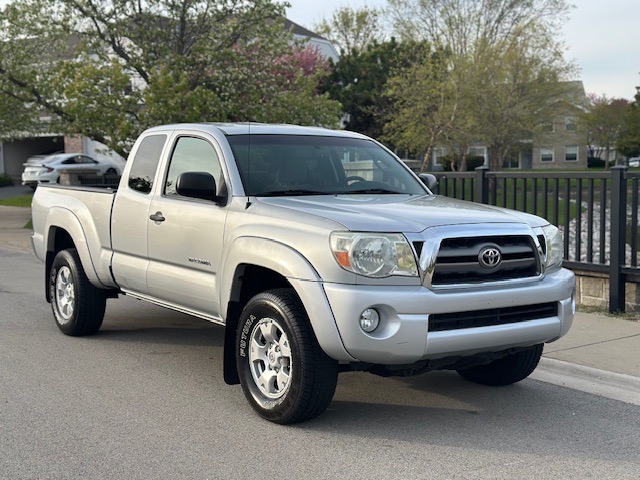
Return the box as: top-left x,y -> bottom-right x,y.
431,166 -> 640,312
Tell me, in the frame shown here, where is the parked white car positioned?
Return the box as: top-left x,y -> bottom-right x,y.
629,157 -> 639,168
22,153 -> 121,188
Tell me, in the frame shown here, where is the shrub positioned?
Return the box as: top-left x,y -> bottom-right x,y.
587,156 -> 615,169
466,156 -> 486,170
439,155 -> 485,171
0,174 -> 13,187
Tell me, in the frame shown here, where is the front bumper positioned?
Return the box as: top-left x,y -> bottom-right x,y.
322,268 -> 575,364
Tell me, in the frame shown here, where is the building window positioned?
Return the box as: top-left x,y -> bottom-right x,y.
540,147 -> 554,163
541,121 -> 554,133
565,116 -> 578,132
565,145 -> 578,162
433,147 -> 447,166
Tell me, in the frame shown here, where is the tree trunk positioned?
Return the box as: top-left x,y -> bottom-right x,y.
420,145 -> 434,173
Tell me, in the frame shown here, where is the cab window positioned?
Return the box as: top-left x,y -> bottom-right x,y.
128,134 -> 167,194
164,136 -> 223,198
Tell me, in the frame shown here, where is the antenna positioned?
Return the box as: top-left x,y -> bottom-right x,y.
246,120 -> 252,209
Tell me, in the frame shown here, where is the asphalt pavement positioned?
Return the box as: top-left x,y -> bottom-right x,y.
1,188 -> 639,382
1,191 -> 640,478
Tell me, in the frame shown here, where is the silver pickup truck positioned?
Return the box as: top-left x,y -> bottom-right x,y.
31,123 -> 575,424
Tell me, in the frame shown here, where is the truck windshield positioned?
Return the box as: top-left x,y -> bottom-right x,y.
227,135 -> 427,196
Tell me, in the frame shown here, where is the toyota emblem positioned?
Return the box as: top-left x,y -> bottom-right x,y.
478,246 -> 502,269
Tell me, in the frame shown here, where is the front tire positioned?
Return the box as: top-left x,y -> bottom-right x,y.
457,344 -> 544,386
236,289 -> 338,424
50,248 -> 106,336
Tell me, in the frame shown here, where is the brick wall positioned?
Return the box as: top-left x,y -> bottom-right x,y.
574,269 -> 640,312
64,135 -> 83,153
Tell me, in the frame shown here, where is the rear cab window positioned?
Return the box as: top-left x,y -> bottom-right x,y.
127,134 -> 167,194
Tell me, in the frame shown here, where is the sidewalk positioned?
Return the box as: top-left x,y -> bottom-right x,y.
0,205 -> 33,254
1,202 -> 639,380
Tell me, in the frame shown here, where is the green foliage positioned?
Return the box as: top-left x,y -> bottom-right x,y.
581,94 -> 629,167
616,90 -> 640,158
325,38 -> 418,143
587,156 -> 614,169
438,155 -> 485,171
0,0 -> 341,157
383,0 -> 576,171
314,5 -> 383,54
0,173 -> 13,186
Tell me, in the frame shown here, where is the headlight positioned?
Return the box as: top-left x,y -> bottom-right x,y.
330,232 -> 418,278
542,224 -> 563,271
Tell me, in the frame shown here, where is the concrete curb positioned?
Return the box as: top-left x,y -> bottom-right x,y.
532,357 -> 640,406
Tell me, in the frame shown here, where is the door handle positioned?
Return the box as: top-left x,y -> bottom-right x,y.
149,211 -> 165,222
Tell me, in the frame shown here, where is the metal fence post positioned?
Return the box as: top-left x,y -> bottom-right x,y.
475,166 -> 489,204
610,166 -> 627,313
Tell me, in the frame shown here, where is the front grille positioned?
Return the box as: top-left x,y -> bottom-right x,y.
432,235 -> 540,285
429,302 -> 558,332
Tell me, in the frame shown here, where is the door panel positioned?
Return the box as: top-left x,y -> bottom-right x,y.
146,135 -> 227,317
146,198 -> 226,316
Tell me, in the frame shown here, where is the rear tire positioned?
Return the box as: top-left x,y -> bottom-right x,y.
104,168 -> 117,176
236,289 -> 339,424
457,344 -> 543,386
49,248 -> 106,336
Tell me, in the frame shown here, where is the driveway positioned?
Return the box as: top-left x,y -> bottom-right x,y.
0,184 -> 33,199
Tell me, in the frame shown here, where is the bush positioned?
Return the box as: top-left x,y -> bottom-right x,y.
466,156 -> 486,170
439,155 -> 485,171
0,174 -> 13,187
587,156 -> 615,169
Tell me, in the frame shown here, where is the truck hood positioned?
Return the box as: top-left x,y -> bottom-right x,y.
257,194 -> 548,232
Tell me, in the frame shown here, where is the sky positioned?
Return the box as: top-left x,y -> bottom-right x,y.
286,0 -> 640,101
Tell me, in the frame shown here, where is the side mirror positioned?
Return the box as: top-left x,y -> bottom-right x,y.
176,172 -> 224,203
418,173 -> 438,192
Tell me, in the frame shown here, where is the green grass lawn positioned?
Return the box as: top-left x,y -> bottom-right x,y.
0,195 -> 33,207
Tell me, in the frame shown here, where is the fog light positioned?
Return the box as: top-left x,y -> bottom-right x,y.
359,308 -> 380,333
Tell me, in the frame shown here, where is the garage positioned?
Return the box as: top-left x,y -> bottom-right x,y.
0,135 -> 65,178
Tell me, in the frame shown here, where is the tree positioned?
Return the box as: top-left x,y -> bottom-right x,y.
616,88 -> 640,159
314,5 -> 383,54
472,36 -> 576,170
0,0 -> 341,157
386,0 -> 576,170
387,0 -> 572,57
325,38 -> 412,142
383,43 -> 462,171
581,94 -> 629,168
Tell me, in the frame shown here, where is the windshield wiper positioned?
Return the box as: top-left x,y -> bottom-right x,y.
257,189 -> 329,197
341,188 -> 402,194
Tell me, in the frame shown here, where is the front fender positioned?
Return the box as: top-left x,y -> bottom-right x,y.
220,236 -> 354,362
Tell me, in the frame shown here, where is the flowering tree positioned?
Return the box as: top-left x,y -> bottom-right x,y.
0,0 -> 341,157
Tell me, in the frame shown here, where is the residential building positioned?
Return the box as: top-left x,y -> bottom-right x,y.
431,81 -> 589,170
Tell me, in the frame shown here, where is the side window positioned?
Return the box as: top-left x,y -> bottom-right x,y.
128,134 -> 167,194
165,136 -> 222,198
